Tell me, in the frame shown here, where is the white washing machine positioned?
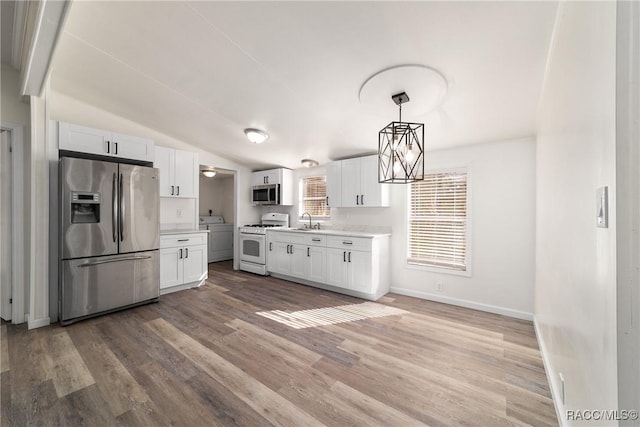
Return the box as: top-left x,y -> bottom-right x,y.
200,216 -> 234,262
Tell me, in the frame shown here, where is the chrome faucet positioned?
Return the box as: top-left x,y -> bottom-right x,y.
301,212 -> 312,229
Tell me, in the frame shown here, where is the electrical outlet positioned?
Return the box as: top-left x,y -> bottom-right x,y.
437,282 -> 444,292
559,373 -> 565,404
177,209 -> 183,218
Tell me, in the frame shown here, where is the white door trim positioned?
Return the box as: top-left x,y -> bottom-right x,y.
1,121 -> 25,324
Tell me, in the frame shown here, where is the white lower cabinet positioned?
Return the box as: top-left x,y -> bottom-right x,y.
160,232 -> 208,295
267,231 -> 389,300
307,246 -> 327,283
326,248 -> 372,293
268,240 -> 318,280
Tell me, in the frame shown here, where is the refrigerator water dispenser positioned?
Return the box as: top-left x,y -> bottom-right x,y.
70,192 -> 101,223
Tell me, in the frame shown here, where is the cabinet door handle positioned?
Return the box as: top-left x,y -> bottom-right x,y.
179,248 -> 183,259
348,252 -> 351,263
343,241 -> 353,245
114,142 -> 118,155
171,185 -> 175,195
361,194 -> 364,205
356,195 -> 359,205
177,239 -> 189,242
185,248 -> 188,258
343,251 -> 346,262
290,245 -> 293,254
177,186 -> 180,196
269,242 -> 273,251
106,140 -> 110,154
307,247 -> 310,257
312,238 -> 321,242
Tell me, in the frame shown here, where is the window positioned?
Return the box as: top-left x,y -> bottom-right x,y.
408,169 -> 468,272
300,176 -> 330,218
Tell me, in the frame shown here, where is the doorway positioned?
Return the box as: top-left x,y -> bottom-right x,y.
0,129 -> 12,320
198,166 -> 236,266
1,122 -> 25,324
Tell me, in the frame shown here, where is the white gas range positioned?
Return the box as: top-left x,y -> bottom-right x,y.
239,213 -> 289,275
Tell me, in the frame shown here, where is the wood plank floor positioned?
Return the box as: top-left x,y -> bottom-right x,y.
1,261 -> 557,426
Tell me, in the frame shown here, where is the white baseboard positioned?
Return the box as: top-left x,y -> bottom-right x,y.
533,317 -> 565,427
27,316 -> 50,330
389,287 -> 533,321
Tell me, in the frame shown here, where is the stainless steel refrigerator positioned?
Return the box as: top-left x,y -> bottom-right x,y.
59,157 -> 160,324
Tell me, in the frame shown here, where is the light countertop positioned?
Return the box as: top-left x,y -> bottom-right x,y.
161,229 -> 209,235
271,228 -> 391,238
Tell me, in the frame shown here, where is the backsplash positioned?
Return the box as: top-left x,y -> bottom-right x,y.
160,197 -> 197,230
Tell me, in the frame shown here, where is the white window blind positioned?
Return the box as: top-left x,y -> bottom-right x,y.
301,176 -> 329,218
408,170 -> 468,271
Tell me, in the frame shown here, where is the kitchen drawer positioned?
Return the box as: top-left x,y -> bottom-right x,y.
161,233 -> 207,248
326,235 -> 372,251
304,234 -> 326,246
268,231 -> 326,247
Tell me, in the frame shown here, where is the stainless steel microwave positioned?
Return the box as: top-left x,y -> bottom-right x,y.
252,184 -> 280,205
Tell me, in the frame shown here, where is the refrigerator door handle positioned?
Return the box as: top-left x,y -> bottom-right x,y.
119,173 -> 124,242
79,255 -> 153,267
112,173 -> 117,242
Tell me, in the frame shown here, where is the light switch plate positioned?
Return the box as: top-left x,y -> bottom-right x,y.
596,186 -> 608,228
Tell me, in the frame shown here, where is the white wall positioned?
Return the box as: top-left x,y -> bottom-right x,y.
199,175 -> 234,224
535,2 -> 618,425
616,0 -> 640,420
389,138 -> 536,319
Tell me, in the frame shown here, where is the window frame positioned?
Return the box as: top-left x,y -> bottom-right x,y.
405,166 -> 472,277
298,175 -> 330,221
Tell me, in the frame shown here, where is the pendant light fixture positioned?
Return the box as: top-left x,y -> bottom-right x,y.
378,92 -> 424,183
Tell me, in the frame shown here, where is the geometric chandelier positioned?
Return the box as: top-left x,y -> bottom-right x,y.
378,92 -> 424,183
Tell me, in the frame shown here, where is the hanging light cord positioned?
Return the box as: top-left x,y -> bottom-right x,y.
398,102 -> 403,123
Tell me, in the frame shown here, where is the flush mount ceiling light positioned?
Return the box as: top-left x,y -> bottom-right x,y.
244,128 -> 269,144
378,92 -> 424,183
202,169 -> 216,178
300,159 -> 319,168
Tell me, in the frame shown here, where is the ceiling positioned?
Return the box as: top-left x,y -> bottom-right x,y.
50,1 -> 558,170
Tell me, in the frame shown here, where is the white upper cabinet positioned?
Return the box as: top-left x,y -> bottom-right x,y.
154,146 -> 198,198
325,161 -> 342,209
111,132 -> 154,162
359,155 -> 387,207
173,150 -> 198,198
57,121 -> 154,162
251,169 -> 281,186
340,158 -> 361,207
327,155 -> 389,208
